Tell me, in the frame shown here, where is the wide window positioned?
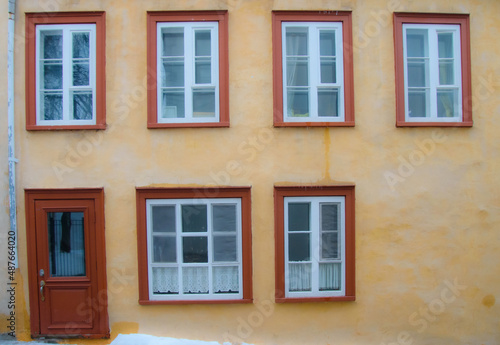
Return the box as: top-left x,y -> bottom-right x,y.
147,12 -> 229,128
25,12 -> 106,130
137,187 -> 252,304
394,13 -> 472,126
274,186 -> 355,302
272,12 -> 354,127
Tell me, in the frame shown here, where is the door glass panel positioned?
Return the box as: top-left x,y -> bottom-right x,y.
47,212 -> 86,277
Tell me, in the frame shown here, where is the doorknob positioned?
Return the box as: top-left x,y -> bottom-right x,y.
40,280 -> 45,302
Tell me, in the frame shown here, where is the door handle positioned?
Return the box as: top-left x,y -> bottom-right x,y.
40,280 -> 45,302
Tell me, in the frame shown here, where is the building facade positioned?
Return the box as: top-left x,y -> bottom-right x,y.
1,0 -> 499,344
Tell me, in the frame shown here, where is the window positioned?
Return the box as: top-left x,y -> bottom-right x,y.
136,187 -> 252,303
272,11 -> 354,127
274,186 -> 355,302
394,13 -> 472,126
25,12 -> 106,130
147,11 -> 229,128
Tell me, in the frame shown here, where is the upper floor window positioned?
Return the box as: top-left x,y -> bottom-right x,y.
274,185 -> 355,302
394,13 -> 472,127
147,11 -> 229,128
136,187 -> 252,304
26,12 -> 106,130
272,12 -> 354,127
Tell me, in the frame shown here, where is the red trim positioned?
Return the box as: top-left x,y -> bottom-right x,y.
25,12 -> 106,131
146,11 -> 229,128
25,188 -> 109,338
393,13 -> 472,127
274,185 -> 355,302
136,186 -> 252,304
272,11 -> 355,127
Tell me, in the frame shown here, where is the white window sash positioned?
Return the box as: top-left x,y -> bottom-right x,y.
403,23 -> 462,122
36,24 -> 97,126
284,196 -> 346,298
156,22 -> 220,124
146,198 -> 242,301
282,22 -> 345,122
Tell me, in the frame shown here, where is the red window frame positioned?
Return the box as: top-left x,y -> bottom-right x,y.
274,185 -> 355,302
136,187 -> 253,304
146,11 -> 229,128
393,13 -> 472,127
25,12 -> 106,130
272,11 -> 355,127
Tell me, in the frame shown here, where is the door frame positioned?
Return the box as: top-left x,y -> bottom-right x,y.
25,188 -> 109,338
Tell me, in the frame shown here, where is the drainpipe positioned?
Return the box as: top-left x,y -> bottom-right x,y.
8,0 -> 17,268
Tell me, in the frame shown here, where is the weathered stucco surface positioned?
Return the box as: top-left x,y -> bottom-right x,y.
7,0 -> 500,344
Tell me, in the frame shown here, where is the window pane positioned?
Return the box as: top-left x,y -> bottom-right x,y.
320,57 -> 336,84
408,89 -> 429,118
213,205 -> 237,232
288,203 -> 310,231
72,32 -> 90,59
213,235 -> 237,262
438,33 -> 454,58
286,28 -> 308,56
183,267 -> 209,294
182,236 -> 208,263
152,206 -> 176,233
213,266 -> 239,293
406,29 -> 428,58
321,232 -> 339,259
318,89 -> 339,117
437,89 -> 459,118
195,58 -> 211,84
153,236 -> 176,263
162,28 -> 184,57
181,205 -> 207,232
286,89 -> 309,117
47,212 -> 86,277
162,60 -> 184,87
319,263 -> 341,291
73,62 -> 90,86
72,91 -> 93,120
439,60 -> 454,85
289,263 -> 311,292
161,91 -> 185,118
286,58 -> 308,86
320,31 -> 335,56
195,30 -> 211,56
193,90 -> 216,117
407,60 -> 428,87
321,204 -> 338,231
42,93 -> 63,120
152,267 -> 178,294
42,31 -> 63,59
288,233 -> 310,261
42,62 -> 63,89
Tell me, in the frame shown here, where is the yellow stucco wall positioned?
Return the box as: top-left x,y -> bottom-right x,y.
9,0 -> 500,344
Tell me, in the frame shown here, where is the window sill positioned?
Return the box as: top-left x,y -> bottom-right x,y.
396,121 -> 473,128
275,296 -> 355,303
139,298 -> 253,305
147,121 -> 230,129
26,124 -> 107,131
274,121 -> 355,127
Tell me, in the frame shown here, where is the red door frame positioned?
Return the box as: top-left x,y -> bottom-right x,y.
25,189 -> 109,338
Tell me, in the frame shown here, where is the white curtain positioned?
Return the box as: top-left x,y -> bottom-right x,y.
183,267 -> 209,294
152,267 -> 178,294
213,266 -> 239,293
289,263 -> 311,291
319,263 -> 341,291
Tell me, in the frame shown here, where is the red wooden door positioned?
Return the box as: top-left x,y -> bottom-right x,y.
26,190 -> 109,338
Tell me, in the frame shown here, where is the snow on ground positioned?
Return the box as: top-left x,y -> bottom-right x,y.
110,334 -> 254,345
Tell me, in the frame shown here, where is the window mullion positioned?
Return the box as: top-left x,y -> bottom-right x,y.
428,28 -> 439,119
309,26 -> 318,120
185,25 -> 194,120
63,27 -> 72,122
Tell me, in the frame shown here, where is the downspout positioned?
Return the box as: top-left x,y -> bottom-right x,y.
8,0 -> 17,268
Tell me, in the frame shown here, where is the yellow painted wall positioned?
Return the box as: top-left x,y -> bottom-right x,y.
10,0 -> 500,344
